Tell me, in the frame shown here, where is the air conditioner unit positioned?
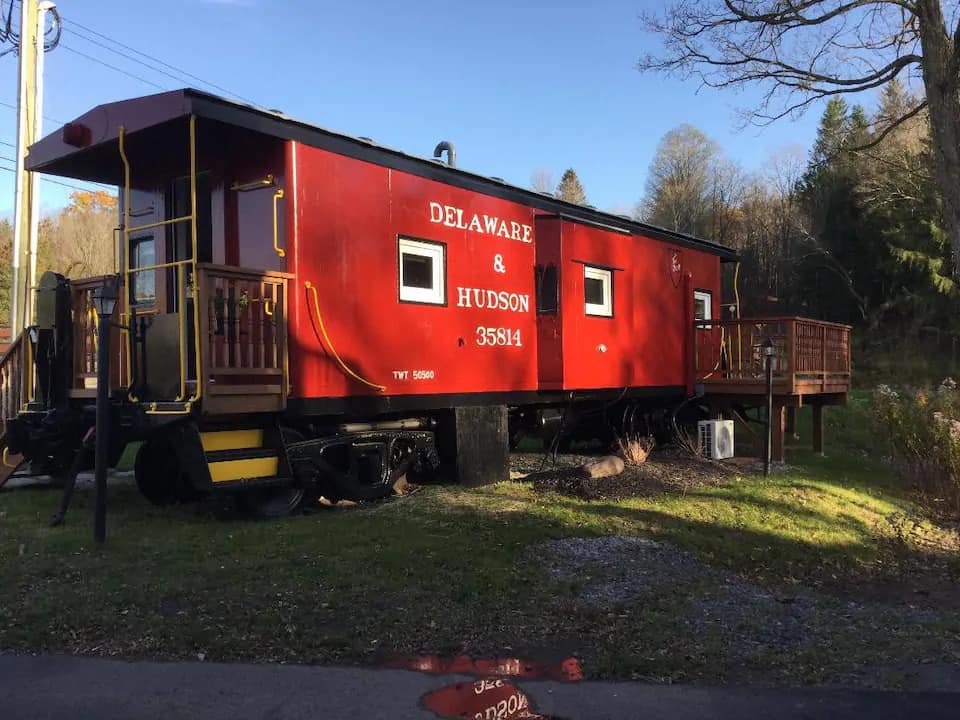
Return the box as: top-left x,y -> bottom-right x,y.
698,420 -> 735,460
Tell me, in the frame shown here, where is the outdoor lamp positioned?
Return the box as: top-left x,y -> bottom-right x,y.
762,337 -> 775,358
92,280 -> 118,318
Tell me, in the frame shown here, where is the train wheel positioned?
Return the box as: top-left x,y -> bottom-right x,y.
236,485 -> 305,519
135,434 -> 198,505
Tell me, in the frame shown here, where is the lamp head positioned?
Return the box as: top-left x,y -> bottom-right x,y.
92,279 -> 118,319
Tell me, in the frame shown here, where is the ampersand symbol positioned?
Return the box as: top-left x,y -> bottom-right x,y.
493,254 -> 506,273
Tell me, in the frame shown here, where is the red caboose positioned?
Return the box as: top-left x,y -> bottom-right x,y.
0,89 -> 850,516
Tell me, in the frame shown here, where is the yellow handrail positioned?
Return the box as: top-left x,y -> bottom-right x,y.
175,263 -> 187,401
127,214 -> 194,234
273,188 -> 285,258
118,125 -> 138,403
304,281 -> 386,392
187,114 -> 203,405
22,328 -> 33,407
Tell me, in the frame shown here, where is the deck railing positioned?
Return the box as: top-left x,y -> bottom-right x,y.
68,275 -> 129,396
197,263 -> 291,413
694,317 -> 852,395
0,331 -> 30,438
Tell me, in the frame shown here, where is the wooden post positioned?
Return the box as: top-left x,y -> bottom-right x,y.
771,402 -> 786,463
435,405 -> 509,486
812,404 -> 824,455
821,325 -> 827,393
785,406 -> 796,436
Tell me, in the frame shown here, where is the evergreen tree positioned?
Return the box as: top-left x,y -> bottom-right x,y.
810,98 -> 850,167
555,168 -> 588,205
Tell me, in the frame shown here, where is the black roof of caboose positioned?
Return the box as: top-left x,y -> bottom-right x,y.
27,88 -> 737,260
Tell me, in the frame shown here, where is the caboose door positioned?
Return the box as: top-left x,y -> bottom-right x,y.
198,138 -> 290,414
124,172 -> 214,403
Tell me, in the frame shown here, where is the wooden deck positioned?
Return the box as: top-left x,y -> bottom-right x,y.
694,316 -> 853,461
695,316 -> 852,401
65,264 -> 291,414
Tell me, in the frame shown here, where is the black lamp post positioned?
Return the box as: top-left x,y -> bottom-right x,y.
763,337 -> 775,477
92,279 -> 118,543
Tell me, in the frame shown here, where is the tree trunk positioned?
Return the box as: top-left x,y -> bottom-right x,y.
917,0 -> 960,276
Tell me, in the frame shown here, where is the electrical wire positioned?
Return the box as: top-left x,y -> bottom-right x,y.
0,98 -> 63,125
59,15 -> 256,104
0,0 -> 61,51
58,44 -> 166,91
62,26 -> 197,87
0,164 -> 113,193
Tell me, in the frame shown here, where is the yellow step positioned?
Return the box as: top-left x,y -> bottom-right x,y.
200,429 -> 264,453
207,455 -> 279,484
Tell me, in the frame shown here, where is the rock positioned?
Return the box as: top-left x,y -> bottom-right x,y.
581,455 -> 625,479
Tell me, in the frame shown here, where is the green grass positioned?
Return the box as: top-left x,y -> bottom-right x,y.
1,406 -> 959,687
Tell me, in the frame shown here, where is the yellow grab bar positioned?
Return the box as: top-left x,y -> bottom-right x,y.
187,114 -> 203,404
119,125 -> 139,403
304,281 -> 385,392
273,188 -> 286,257
144,401 -> 193,416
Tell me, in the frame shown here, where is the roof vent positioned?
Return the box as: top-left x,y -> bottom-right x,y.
358,136 -> 373,143
490,176 -> 504,183
433,141 -> 456,167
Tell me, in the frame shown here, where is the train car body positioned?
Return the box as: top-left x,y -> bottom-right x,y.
2,88 -> 750,514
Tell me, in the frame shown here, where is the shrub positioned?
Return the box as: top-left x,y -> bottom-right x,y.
674,426 -> 703,458
615,434 -> 655,465
874,379 -> 960,518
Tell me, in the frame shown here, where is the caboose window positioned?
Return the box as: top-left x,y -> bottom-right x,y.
130,236 -> 156,305
398,237 -> 446,305
694,290 -> 712,322
535,263 -> 559,315
583,265 -> 612,317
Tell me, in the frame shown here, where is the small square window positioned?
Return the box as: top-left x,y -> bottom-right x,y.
130,236 -> 156,305
398,237 -> 445,305
694,290 -> 712,322
584,265 -> 612,317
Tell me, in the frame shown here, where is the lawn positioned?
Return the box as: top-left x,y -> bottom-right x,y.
2,400 -> 959,689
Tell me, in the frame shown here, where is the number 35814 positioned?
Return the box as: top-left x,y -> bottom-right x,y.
475,327 -> 522,347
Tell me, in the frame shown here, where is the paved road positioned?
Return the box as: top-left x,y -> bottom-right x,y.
0,654 -> 956,719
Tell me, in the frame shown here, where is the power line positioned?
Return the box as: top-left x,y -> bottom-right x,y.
0,164 -> 113,194
63,26 -> 201,90
60,15 -> 256,104
42,176 -> 114,192
59,43 -> 167,91
0,98 -> 64,125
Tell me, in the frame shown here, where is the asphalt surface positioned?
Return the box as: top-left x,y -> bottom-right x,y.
0,654 -> 958,719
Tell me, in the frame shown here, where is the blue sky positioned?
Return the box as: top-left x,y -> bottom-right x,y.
0,0 -> 853,216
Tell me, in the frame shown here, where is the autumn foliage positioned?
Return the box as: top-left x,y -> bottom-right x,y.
0,190 -> 118,320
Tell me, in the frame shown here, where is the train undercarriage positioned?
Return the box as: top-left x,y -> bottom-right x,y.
3,378 -> 692,518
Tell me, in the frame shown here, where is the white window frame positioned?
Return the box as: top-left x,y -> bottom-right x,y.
694,290 -> 713,326
398,237 -> 445,305
583,265 -> 613,317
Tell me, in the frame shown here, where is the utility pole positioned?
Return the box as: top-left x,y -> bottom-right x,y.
11,0 -> 57,332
